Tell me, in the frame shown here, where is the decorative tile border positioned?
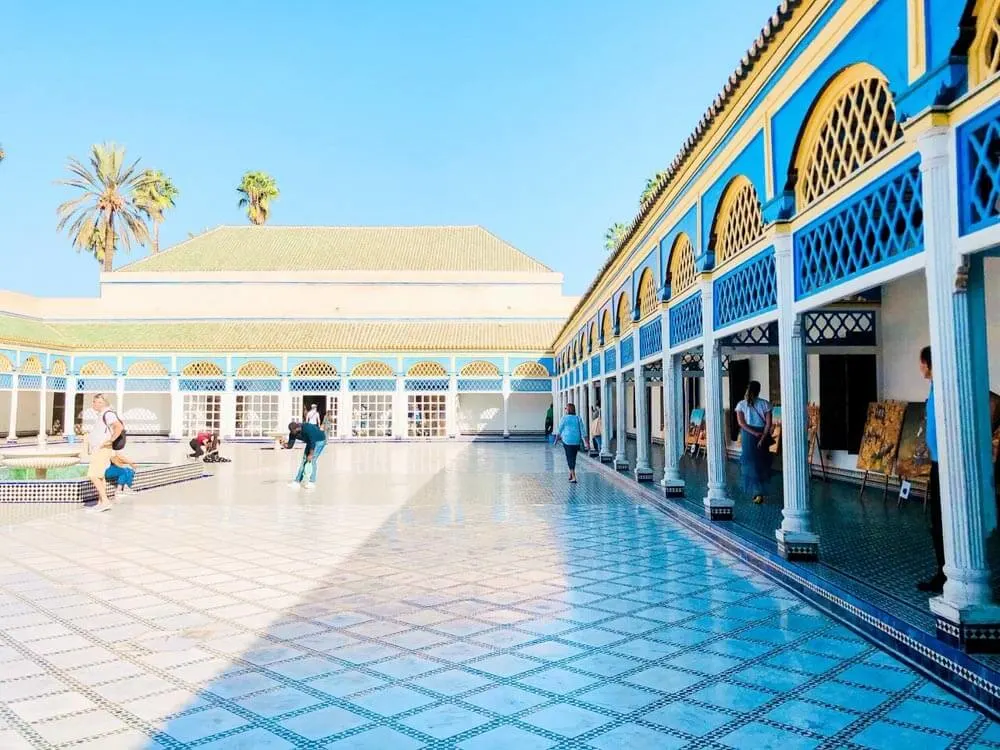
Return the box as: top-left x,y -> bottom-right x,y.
0,462 -> 205,503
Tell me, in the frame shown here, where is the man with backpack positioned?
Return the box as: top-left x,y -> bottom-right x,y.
85,393 -> 125,512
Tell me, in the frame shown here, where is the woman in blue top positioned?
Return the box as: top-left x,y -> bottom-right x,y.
554,402 -> 586,483
734,381 -> 773,504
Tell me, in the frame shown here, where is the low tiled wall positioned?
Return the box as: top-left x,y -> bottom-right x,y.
0,462 -> 204,503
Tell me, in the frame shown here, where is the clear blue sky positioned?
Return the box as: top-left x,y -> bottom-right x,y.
0,0 -> 777,299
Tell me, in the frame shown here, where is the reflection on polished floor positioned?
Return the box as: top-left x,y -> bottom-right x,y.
0,442 -> 997,749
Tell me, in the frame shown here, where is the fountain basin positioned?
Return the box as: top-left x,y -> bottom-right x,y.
0,448 -> 82,478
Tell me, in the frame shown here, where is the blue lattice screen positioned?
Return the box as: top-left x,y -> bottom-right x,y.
349,378 -> 396,392
511,378 -> 551,393
18,375 -> 41,390
620,336 -> 635,367
235,378 -> 281,392
179,378 -> 225,392
457,378 -> 503,392
404,378 -> 449,391
77,377 -> 118,392
794,156 -> 923,299
46,376 -> 68,391
638,318 -> 662,360
290,378 -> 341,392
669,291 -> 703,347
582,362 -> 589,380
604,347 -> 616,372
713,248 -> 776,329
958,101 -> 1000,236
0,374 -> 11,389
591,354 -> 601,377
804,310 -> 877,346
125,378 -> 170,392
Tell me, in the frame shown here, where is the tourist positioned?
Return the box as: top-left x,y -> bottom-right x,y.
105,453 -> 138,495
306,403 -> 321,426
734,381 -> 772,505
590,406 -> 602,454
544,403 -> 554,437
917,346 -> 946,594
189,430 -> 211,459
85,394 -> 123,512
322,410 -> 335,438
203,434 -> 231,463
553,402 -> 586,483
283,420 -> 326,489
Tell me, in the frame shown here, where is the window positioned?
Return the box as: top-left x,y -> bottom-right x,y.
292,395 -> 338,437
408,394 -> 447,437
668,233 -> 697,297
636,268 -> 658,320
182,394 -> 221,435
353,394 -> 393,438
713,177 -> 764,265
235,394 -> 280,438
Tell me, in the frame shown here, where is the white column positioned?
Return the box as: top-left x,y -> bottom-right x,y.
774,232 -> 818,558
6,373 -> 18,444
339,388 -> 351,438
115,375 -> 125,422
701,280 -> 733,520
394,376 -> 407,439
601,377 -> 614,461
64,376 -> 77,440
633,329 -> 652,480
37,376 -> 48,445
278,376 -> 292,428
588,379 -> 598,455
447,373 -> 458,438
502,375 -> 510,438
614,355 -> 629,471
169,375 -> 182,438
221,377 -> 236,439
919,127 -> 1000,641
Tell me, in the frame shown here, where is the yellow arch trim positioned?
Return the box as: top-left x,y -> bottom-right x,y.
0,354 -> 14,373
601,309 -> 613,344
19,356 -> 43,374
635,267 -> 658,321
459,360 -> 501,378
406,361 -> 447,377
181,361 -> 223,377
351,360 -> 394,377
126,360 -> 169,377
970,0 -> 1000,87
667,232 -> 697,298
616,293 -> 632,335
235,360 -> 280,378
512,362 -> 549,378
49,359 -> 68,376
80,360 -> 115,377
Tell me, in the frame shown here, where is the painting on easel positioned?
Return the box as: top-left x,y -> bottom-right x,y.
807,403 -> 828,480
856,400 -> 907,500
895,402 -> 932,482
686,408 -> 705,455
768,406 -> 782,455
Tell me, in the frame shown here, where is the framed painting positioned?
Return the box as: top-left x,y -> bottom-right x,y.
856,400 -> 907,476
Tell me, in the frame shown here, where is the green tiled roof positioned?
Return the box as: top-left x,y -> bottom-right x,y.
0,314 -> 560,352
118,226 -> 552,274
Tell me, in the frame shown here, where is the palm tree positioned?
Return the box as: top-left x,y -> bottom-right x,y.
237,171 -> 279,225
604,222 -> 627,252
56,143 -> 151,272
640,171 -> 666,205
0,143 -> 5,164
135,169 -> 179,253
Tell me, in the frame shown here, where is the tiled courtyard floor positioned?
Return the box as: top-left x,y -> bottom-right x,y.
1,442 -> 998,749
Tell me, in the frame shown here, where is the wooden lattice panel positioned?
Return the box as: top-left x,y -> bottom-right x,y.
127,360 -> 169,377
236,360 -> 280,378
972,0 -> 1000,86
669,234 -> 697,297
49,359 -> 68,376
0,354 -> 14,373
512,361 -> 548,378
80,360 -> 114,377
19,356 -> 43,374
616,293 -> 632,335
293,360 -> 338,377
796,72 -> 903,207
588,323 -> 597,353
601,310 -> 613,344
407,361 -> 447,377
714,178 -> 764,264
636,268 -> 658,320
460,361 -> 501,377
182,361 -> 223,377
351,360 -> 394,377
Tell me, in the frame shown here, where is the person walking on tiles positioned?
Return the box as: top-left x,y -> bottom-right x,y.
283,420 -> 327,490
917,346 -> 946,594
735,380 -> 773,505
85,393 -> 125,512
554,402 -> 587,483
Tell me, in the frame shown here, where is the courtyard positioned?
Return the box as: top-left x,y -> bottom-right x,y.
1,442 -> 998,749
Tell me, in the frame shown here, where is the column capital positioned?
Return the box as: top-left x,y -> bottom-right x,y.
772,231 -> 793,258
916,125 -> 951,170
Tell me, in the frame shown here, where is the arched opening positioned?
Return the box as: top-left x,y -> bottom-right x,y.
667,233 -> 697,299
969,0 -> 1000,87
710,176 -> 764,266
616,292 -> 632,335
635,268 -> 659,321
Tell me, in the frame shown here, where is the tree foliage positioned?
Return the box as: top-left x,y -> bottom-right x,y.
237,171 -> 279,225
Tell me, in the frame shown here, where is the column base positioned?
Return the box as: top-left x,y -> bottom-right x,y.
600,452 -> 613,465
703,496 -> 734,521
503,431 -> 510,438
614,457 -> 630,472
661,478 -> 685,498
588,447 -> 600,458
634,465 -> 654,482
930,598 -> 1000,652
775,529 -> 820,561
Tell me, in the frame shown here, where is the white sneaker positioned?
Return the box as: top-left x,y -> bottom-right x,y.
287,481 -> 301,489
303,481 -> 315,490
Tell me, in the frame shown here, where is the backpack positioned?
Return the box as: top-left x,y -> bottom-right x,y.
104,410 -> 127,451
